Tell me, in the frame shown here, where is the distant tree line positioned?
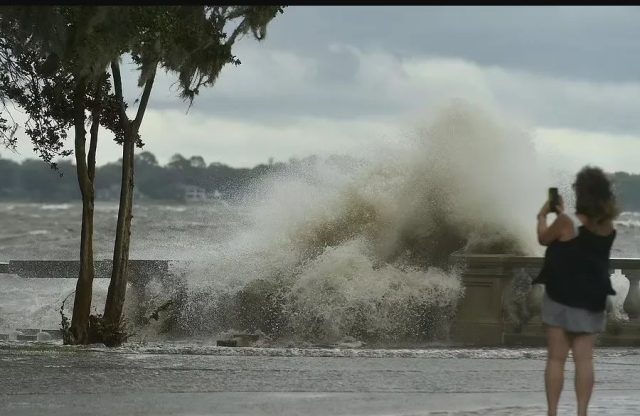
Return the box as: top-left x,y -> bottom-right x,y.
1,154 -> 639,211
0,151 -> 291,203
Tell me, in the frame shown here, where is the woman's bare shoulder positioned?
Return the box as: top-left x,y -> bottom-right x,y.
555,213 -> 577,240
555,212 -> 575,226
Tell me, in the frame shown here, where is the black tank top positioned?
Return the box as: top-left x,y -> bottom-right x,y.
533,217 -> 616,312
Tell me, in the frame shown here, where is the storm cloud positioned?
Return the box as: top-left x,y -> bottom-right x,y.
5,6 -> 640,172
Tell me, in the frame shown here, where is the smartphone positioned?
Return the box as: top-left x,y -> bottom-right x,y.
548,187 -> 560,213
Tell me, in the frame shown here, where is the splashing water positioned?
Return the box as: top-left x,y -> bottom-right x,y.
140,101 -> 552,345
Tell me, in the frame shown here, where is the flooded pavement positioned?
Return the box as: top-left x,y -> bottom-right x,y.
1,344 -> 639,415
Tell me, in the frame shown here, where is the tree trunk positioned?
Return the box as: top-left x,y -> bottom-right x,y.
69,189 -> 95,344
102,127 -> 135,329
102,61 -> 156,340
68,81 -> 96,345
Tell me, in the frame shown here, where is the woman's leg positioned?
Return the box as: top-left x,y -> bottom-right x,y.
545,326 -> 571,416
571,333 -> 596,416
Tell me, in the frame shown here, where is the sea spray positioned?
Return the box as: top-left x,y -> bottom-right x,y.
285,238 -> 462,342
141,101 -> 552,344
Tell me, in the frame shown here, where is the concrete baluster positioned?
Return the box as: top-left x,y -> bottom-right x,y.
606,268 -> 615,313
623,270 -> 640,320
527,281 -> 544,319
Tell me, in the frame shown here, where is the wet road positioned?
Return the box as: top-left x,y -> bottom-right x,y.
1,344 -> 639,415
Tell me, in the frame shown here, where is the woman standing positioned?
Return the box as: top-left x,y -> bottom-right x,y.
535,166 -> 618,416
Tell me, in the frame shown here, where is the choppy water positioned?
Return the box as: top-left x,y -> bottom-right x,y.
1,201 -> 638,262
0,201 -> 249,261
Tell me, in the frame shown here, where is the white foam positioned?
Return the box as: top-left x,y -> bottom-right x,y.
615,220 -> 640,228
27,230 -> 49,236
161,206 -> 187,213
39,204 -> 72,211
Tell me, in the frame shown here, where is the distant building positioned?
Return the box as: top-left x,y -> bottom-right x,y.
184,185 -> 207,202
183,185 -> 223,203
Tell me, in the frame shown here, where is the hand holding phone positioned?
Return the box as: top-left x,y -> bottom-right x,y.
548,187 -> 560,214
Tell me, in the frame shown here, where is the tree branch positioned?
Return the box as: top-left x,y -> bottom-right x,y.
87,81 -> 102,182
73,80 -> 89,194
110,60 -> 129,129
132,62 -> 157,132
225,18 -> 248,47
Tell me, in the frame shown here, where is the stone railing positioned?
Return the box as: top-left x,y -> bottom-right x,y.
0,260 -> 170,285
0,259 -> 174,331
3,257 -> 640,346
449,254 -> 640,346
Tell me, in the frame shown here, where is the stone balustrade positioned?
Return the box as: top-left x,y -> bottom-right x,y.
449,254 -> 640,346
624,269 -> 640,320
2,256 -> 640,346
0,259 -> 174,326
0,260 -> 170,285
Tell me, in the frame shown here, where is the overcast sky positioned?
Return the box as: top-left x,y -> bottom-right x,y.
4,6 -> 640,173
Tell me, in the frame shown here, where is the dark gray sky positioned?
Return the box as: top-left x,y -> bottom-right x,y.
6,6 -> 640,172
266,6 -> 640,82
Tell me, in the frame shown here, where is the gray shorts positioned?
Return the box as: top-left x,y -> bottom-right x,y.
542,291 -> 606,334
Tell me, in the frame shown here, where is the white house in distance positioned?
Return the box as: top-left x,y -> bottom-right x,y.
183,185 -> 223,203
184,185 -> 206,202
